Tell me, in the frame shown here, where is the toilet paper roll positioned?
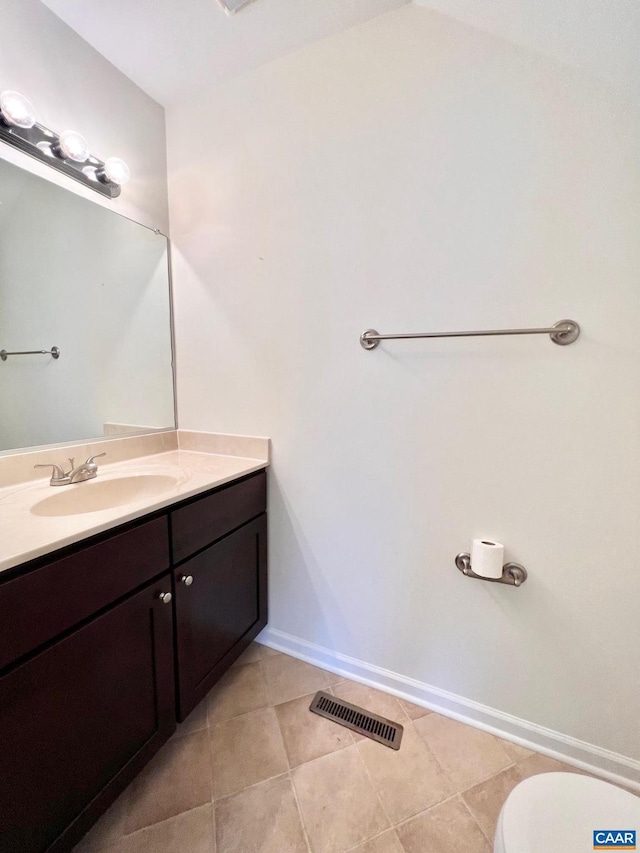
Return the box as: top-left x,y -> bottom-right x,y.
471,539 -> 504,579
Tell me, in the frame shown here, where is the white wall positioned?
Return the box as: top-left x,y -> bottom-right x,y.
0,0 -> 168,233
167,6 -> 640,771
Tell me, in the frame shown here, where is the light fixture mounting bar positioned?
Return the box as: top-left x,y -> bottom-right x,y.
218,0 -> 257,14
0,121 -> 120,199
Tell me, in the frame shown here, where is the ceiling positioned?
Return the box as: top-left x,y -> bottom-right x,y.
41,0 -> 409,107
414,0 -> 640,94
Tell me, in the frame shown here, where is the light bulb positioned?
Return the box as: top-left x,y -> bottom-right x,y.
101,157 -> 130,186
56,130 -> 90,163
0,90 -> 36,129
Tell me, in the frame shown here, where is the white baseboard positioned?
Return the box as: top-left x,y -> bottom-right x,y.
257,626 -> 640,793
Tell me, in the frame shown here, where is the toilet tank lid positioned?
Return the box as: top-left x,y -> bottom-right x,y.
501,772 -> 640,853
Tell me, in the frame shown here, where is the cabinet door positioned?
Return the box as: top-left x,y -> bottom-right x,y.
0,578 -> 175,853
174,514 -> 267,719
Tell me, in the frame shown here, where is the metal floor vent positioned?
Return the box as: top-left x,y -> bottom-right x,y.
309,691 -> 403,750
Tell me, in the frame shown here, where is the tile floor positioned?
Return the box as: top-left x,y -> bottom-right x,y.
73,643 -> 586,853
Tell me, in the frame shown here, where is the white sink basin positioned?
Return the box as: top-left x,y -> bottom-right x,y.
30,474 -> 180,517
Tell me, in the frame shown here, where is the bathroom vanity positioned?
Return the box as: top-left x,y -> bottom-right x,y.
0,446 -> 268,853
0,139 -> 272,852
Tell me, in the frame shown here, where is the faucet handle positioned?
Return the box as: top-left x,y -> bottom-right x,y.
34,463 -> 67,483
85,452 -> 106,466
84,452 -> 106,475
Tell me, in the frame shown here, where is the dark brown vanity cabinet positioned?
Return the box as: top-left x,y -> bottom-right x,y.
0,519 -> 176,853
171,470 -> 268,718
173,514 -> 268,717
0,468 -> 268,853
0,580 -> 175,853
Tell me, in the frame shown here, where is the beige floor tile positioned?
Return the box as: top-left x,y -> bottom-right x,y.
72,788 -> 129,852
498,739 -> 535,762
322,669 -> 349,687
329,683 -> 408,741
172,697 -> 208,739
259,643 -> 282,656
233,642 -> 282,666
275,691 -> 353,768
125,730 -> 212,834
119,804 -> 215,853
414,714 -> 513,790
292,745 -> 389,853
210,707 -> 289,798
398,699 -> 432,721
347,829 -> 404,853
207,661 -> 270,723
357,724 -> 451,824
262,654 -> 334,704
396,796 -> 491,853
461,765 -> 525,841
215,774 -> 307,853
516,752 -> 586,778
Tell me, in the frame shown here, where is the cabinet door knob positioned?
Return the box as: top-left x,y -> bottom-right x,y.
180,575 -> 194,586
156,591 -> 172,604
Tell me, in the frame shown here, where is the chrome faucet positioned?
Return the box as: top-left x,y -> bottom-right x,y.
34,453 -> 106,486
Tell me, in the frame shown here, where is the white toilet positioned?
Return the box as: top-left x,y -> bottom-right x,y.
494,772 -> 640,853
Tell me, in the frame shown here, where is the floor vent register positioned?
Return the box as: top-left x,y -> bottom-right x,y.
309,691 -> 403,750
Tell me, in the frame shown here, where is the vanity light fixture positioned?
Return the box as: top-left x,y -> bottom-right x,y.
0,87 -> 130,199
0,90 -> 36,129
54,130 -> 90,163
98,157 -> 131,187
218,0 -> 257,14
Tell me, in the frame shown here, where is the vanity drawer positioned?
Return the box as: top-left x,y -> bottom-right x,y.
0,516 -> 170,670
171,470 -> 266,563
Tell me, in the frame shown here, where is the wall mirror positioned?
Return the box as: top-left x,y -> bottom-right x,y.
0,156 -> 175,454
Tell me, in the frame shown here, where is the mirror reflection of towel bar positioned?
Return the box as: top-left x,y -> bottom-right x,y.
360,320 -> 580,350
0,346 -> 60,361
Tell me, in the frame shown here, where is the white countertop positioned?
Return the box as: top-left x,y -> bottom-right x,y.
0,449 -> 268,574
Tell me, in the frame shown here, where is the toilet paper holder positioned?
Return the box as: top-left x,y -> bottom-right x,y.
455,553 -> 528,587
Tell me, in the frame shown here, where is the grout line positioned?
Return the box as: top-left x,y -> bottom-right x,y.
256,657 -> 272,707
261,655 -> 277,707
208,700 -> 273,727
288,769 -> 313,853
207,711 -> 217,851
351,740 -> 395,836
268,684 -> 339,706
118,803 -> 215,843
410,715 -> 526,807
273,701 -> 292,773
408,714 -> 518,792
343,827 -> 403,853
212,770 -> 290,804
450,758 -> 518,796
392,791 -> 464,833
458,793 -> 494,846
409,717 -> 450,778
387,696 -> 413,726
354,720 -> 458,830
210,799 -> 217,853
